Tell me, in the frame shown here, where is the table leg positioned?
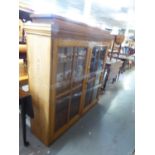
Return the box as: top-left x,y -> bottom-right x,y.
103,67 -> 110,90
103,75 -> 108,90
21,103 -> 29,147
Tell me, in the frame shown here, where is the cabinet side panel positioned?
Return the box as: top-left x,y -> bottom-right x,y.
27,34 -> 51,144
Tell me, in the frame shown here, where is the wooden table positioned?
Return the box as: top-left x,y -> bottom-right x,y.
112,54 -> 129,60
111,55 -> 134,72
19,88 -> 34,146
102,58 -> 123,90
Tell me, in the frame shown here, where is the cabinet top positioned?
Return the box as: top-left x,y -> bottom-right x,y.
27,14 -> 114,42
24,23 -> 52,36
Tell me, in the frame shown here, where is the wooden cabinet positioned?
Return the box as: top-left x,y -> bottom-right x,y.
25,15 -> 114,145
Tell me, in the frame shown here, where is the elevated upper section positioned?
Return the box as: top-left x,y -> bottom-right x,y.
24,23 -> 51,37
29,14 -> 114,42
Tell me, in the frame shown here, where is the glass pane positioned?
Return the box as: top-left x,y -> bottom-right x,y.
72,48 -> 87,87
56,47 -> 73,95
103,68 -> 108,81
100,47 -> 107,60
89,46 -> 107,85
55,95 -> 70,131
84,79 -> 95,107
69,87 -> 82,119
95,73 -> 100,85
92,86 -> 99,101
89,47 -> 99,78
97,47 -> 107,71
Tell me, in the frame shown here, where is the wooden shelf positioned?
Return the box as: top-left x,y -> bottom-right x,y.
19,75 -> 28,85
56,84 -> 82,99
19,44 -> 27,53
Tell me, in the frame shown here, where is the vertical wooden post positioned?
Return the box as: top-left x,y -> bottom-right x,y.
110,35 -> 116,61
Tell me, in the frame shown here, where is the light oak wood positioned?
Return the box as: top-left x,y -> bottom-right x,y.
19,1 -> 34,13
49,38 -> 58,142
115,35 -> 125,44
19,44 -> 27,53
25,15 -> 113,146
53,115 -> 80,140
24,23 -> 51,37
19,75 -> 28,85
26,29 -> 52,145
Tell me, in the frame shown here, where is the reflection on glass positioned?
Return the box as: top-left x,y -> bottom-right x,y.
84,46 -> 107,108
72,48 -> 87,86
92,87 -> 98,101
98,47 -> 107,71
56,47 -> 87,94
84,79 -> 95,107
69,87 -> 82,119
56,47 -> 73,94
95,74 -> 100,85
55,95 -> 70,131
89,47 -> 99,78
89,46 -> 107,79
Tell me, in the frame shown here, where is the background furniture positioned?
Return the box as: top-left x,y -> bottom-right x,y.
19,6 -> 32,85
19,45 -> 28,85
19,88 -> 34,146
24,15 -> 114,145
111,54 -> 135,72
109,35 -> 125,60
102,58 -> 123,90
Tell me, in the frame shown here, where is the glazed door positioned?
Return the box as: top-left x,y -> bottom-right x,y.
69,47 -> 87,120
72,47 -> 87,88
54,40 -> 88,132
56,47 -> 73,95
84,46 -> 107,108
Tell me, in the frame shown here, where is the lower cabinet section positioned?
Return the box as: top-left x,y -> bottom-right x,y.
85,86 -> 94,107
70,88 -> 82,119
55,96 -> 69,131
54,87 -> 82,132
